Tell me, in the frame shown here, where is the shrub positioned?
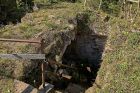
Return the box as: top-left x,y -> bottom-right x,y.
101,0 -> 121,16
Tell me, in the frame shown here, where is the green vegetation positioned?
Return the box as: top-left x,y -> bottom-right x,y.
100,0 -> 121,16
93,20 -> 140,92
0,0 -> 140,93
86,1 -> 140,92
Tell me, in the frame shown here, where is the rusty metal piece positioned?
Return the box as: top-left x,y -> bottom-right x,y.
0,38 -> 41,44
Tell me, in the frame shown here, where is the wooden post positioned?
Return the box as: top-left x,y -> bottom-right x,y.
40,39 -> 45,88
41,62 -> 45,88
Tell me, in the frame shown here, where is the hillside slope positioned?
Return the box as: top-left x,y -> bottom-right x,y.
0,1 -> 140,93
0,2 -> 84,93
86,14 -> 140,93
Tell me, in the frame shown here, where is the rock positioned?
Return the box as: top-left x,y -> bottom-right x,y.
48,15 -> 55,19
55,20 -> 62,25
14,80 -> 38,93
131,29 -> 140,33
64,83 -> 85,93
33,3 -> 39,11
55,91 -> 63,93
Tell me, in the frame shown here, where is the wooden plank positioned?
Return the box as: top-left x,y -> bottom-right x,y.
0,54 -> 46,59
0,38 -> 41,44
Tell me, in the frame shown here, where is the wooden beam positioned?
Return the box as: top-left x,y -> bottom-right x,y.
0,38 -> 41,44
0,54 -> 46,59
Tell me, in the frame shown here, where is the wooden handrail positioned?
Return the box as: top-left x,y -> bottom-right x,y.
0,38 -> 41,44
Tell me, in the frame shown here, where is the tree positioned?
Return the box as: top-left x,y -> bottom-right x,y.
0,0 -> 17,21
19,0 -> 34,10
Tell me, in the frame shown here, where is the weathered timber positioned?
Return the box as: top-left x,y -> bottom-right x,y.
0,38 -> 41,44
0,54 -> 45,59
